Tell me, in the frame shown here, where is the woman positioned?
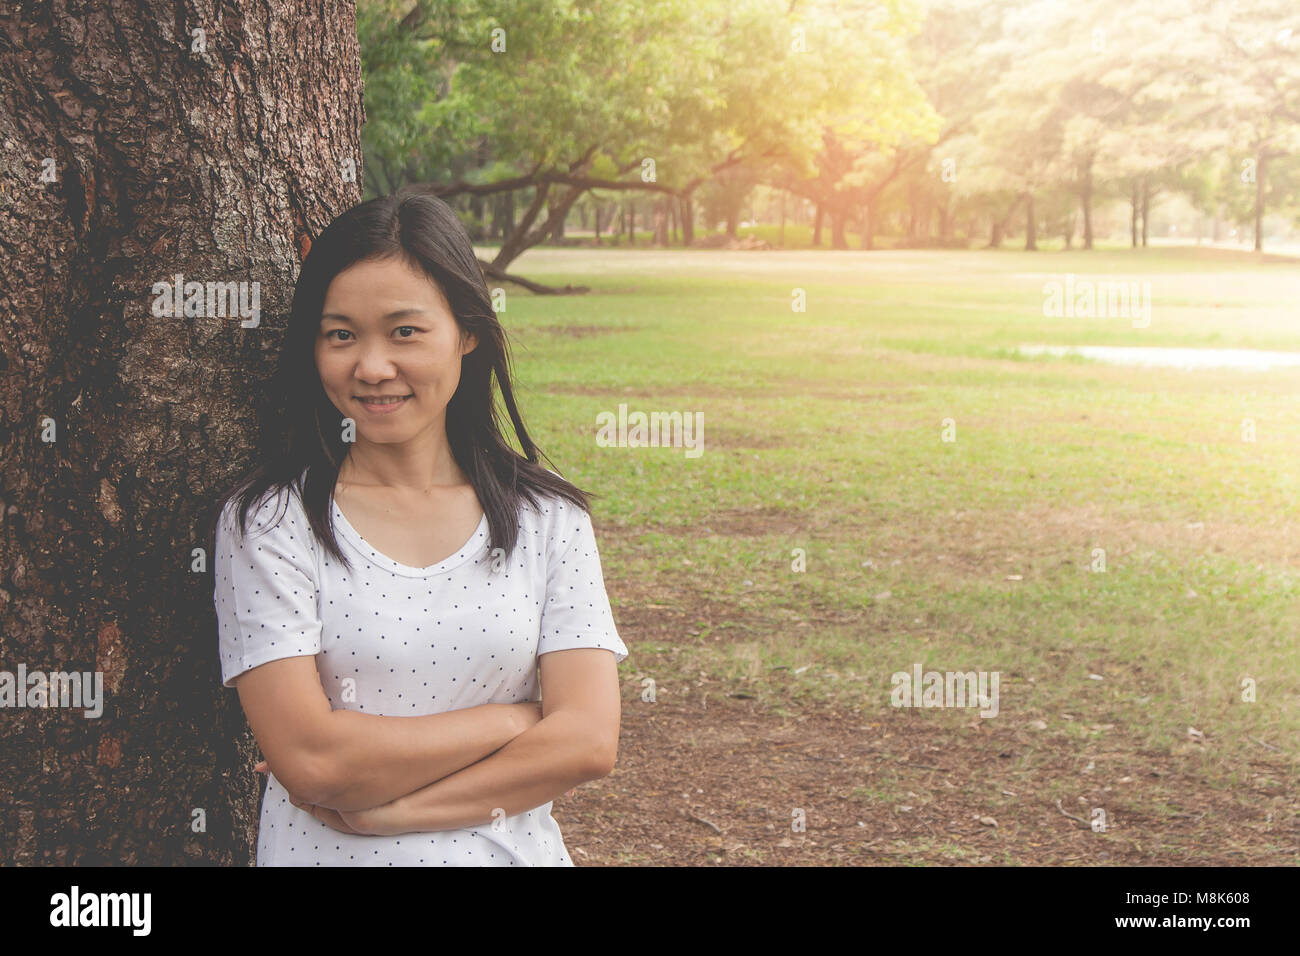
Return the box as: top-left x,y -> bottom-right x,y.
209,188 -> 627,866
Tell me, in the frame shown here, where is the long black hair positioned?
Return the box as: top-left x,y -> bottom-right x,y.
207,187 -> 591,570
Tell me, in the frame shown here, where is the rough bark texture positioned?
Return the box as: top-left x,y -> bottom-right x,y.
0,0 -> 363,864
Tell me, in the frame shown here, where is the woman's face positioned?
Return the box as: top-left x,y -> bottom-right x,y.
315,255 -> 476,446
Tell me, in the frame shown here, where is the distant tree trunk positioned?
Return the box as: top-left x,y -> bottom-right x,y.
1131,180 -> 1140,247
680,192 -> 695,246
627,198 -> 635,245
863,203 -> 876,250
1254,153 -> 1266,252
470,196 -> 486,239
1024,193 -> 1037,250
907,183 -> 920,239
724,197 -> 740,238
831,208 -> 848,249
939,198 -> 953,240
812,203 -> 824,246
1141,179 -> 1150,247
548,199 -> 565,239
668,196 -> 677,244
653,196 -> 669,246
1080,161 -> 1094,250
1064,213 -> 1076,250
988,196 -> 1021,249
0,0 -> 363,864
594,200 -> 604,244
779,192 -> 787,247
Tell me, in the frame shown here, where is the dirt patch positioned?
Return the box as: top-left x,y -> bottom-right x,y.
640,506 -> 809,539
560,503 -> 1300,865
555,691 -> 1298,865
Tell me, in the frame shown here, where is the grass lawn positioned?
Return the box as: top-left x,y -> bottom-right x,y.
484,243 -> 1299,863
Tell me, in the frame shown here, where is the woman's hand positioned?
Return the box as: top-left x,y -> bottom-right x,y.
255,759 -> 394,835
256,759 -> 408,832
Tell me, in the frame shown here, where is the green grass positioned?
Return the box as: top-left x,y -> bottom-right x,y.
491,244 -> 1300,784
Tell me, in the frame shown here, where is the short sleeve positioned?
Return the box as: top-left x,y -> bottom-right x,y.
537,497 -> 628,663
214,487 -> 322,688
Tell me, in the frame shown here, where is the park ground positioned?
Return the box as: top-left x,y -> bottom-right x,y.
486,242 -> 1299,865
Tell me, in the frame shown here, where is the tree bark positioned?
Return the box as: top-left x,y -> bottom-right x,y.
0,0 -> 363,864
812,203 -> 823,246
1024,193 -> 1037,251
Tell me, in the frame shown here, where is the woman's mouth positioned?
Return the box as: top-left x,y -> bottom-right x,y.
356,394 -> 412,414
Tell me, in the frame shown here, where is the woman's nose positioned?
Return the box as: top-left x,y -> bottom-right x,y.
353,343 -> 397,380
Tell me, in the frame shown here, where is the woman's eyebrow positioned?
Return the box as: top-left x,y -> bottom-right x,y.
320,307 -> 427,322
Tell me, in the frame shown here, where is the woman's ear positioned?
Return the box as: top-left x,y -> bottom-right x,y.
461,330 -> 478,356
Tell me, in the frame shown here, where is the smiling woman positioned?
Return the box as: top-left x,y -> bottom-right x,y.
207,188 -> 627,866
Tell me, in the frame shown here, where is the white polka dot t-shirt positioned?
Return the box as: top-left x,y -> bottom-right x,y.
213,477 -> 628,866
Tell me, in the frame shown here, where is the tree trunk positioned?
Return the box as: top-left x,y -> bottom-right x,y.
548,198 -> 565,239
988,196 -> 1021,249
779,192 -> 787,248
680,192 -> 695,246
812,203 -> 824,246
1131,180 -> 1140,248
1141,179 -> 1150,247
653,196 -> 669,246
1024,193 -> 1037,251
1081,162 -> 1094,250
724,200 -> 739,238
627,198 -> 635,245
863,203 -> 876,250
831,209 -> 847,250
1254,153 -> 1265,252
0,0 -> 363,864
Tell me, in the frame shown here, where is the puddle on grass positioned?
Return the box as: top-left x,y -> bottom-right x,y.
1016,345 -> 1300,370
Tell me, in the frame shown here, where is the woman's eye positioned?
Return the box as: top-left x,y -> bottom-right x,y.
395,326 -> 417,338
326,329 -> 352,341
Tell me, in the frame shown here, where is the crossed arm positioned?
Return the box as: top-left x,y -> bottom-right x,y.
234,647 -> 621,835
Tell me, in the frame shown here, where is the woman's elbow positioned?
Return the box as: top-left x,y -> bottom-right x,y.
275,752 -> 337,806
581,731 -> 619,778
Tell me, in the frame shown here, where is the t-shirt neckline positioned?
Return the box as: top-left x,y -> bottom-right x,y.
330,497 -> 488,577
